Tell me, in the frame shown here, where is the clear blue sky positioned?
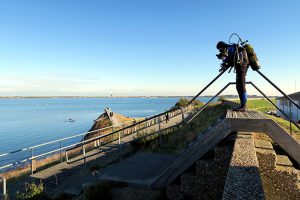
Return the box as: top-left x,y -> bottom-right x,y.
0,0 -> 299,96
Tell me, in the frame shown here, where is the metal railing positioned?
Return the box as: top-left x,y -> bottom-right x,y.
1,67 -> 299,197
0,177 -> 6,197
0,105 -> 192,174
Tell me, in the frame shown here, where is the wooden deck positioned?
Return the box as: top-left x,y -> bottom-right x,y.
226,110 -> 268,119
226,110 -> 300,165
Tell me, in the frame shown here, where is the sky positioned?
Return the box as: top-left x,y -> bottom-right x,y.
0,0 -> 299,97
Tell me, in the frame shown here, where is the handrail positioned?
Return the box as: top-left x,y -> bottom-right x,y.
0,69 -> 226,163
0,119 -> 136,158
249,82 -> 300,130
187,68 -> 229,105
187,82 -> 234,123
257,70 -> 300,111
2,68 -> 298,175
0,105 -> 189,171
0,176 -> 6,197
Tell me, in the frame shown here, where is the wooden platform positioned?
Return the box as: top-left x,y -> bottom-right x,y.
226,110 -> 268,119
226,110 -> 300,165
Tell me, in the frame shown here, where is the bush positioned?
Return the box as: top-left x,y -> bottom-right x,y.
218,96 -> 225,102
16,181 -> 49,200
83,181 -> 126,200
175,98 -> 204,108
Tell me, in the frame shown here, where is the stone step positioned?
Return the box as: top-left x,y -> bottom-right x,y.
255,139 -> 276,170
166,185 -> 184,200
180,173 -> 214,198
195,160 -> 214,176
276,155 -> 293,167
254,139 -> 273,150
223,133 -> 264,200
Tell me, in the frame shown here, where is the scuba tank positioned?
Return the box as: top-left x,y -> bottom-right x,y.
243,43 -> 261,71
228,33 -> 261,71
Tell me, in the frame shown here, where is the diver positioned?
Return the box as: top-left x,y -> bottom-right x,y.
216,40 -> 249,111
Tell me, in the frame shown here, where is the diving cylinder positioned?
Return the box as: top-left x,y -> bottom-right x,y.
244,44 -> 261,71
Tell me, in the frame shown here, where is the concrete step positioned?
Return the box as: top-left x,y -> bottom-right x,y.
276,155 -> 293,167
255,139 -> 276,170
214,146 -> 232,162
222,133 -> 264,200
166,185 -> 184,200
195,160 -> 214,176
180,173 -> 209,198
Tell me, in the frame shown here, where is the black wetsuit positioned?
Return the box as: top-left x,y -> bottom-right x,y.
224,45 -> 249,107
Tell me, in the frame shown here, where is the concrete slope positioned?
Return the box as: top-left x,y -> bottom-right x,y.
151,118 -> 231,189
266,119 -> 300,165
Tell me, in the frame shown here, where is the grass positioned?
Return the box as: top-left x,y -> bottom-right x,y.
131,103 -> 229,154
265,114 -> 300,142
233,98 -> 276,112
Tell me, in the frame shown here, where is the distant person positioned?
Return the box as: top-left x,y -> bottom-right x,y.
216,41 -> 249,111
165,113 -> 169,123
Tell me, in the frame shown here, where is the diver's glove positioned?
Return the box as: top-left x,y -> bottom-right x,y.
219,62 -> 229,72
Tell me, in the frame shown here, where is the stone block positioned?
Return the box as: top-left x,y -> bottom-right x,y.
256,148 -> 276,170
254,140 -> 273,150
166,185 -> 184,200
276,155 -> 293,167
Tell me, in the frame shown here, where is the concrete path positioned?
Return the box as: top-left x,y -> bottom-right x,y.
222,133 -> 265,200
10,110 -> 192,198
99,152 -> 177,187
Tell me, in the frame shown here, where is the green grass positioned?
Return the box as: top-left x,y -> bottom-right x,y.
233,98 -> 276,112
131,103 -> 229,154
265,114 -> 300,141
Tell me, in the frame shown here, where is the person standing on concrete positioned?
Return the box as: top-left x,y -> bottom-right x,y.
216,41 -> 249,111
165,113 -> 169,123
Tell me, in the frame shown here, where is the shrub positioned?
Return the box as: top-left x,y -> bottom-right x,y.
16,181 -> 49,200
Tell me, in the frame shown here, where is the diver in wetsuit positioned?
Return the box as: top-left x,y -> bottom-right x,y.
216,41 -> 249,111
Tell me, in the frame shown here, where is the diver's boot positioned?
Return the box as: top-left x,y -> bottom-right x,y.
233,105 -> 247,112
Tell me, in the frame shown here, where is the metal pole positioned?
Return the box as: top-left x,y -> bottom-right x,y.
249,82 -> 300,130
158,117 -> 162,147
60,141 -> 63,163
122,123 -> 125,137
257,70 -> 300,111
0,177 -> 6,196
118,132 -> 122,158
290,103 -> 292,135
187,68 -> 229,106
82,145 -> 86,167
181,107 -> 185,122
31,148 -> 34,175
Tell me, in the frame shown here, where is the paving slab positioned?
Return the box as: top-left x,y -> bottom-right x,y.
99,152 -> 177,187
222,133 -> 265,200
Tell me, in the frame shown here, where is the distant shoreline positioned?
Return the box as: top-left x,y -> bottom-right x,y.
0,95 -> 277,99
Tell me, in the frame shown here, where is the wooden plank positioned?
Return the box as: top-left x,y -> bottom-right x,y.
231,119 -> 268,132
266,120 -> 300,165
151,119 -> 231,189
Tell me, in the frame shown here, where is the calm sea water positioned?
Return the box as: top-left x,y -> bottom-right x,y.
0,97 -> 212,169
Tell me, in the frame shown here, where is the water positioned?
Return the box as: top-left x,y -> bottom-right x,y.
0,97 -> 213,169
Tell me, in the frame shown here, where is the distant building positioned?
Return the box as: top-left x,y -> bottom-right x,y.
276,92 -> 300,123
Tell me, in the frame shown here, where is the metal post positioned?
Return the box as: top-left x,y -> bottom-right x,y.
122,123 -> 125,137
82,145 -> 86,167
158,117 -> 162,147
60,140 -> 63,163
0,177 -> 6,197
290,103 -> 292,135
118,132 -> 122,158
31,148 -> 34,174
181,107 -> 185,122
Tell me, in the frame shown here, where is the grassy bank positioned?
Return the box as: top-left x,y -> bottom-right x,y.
131,103 -> 229,154
233,98 -> 276,112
